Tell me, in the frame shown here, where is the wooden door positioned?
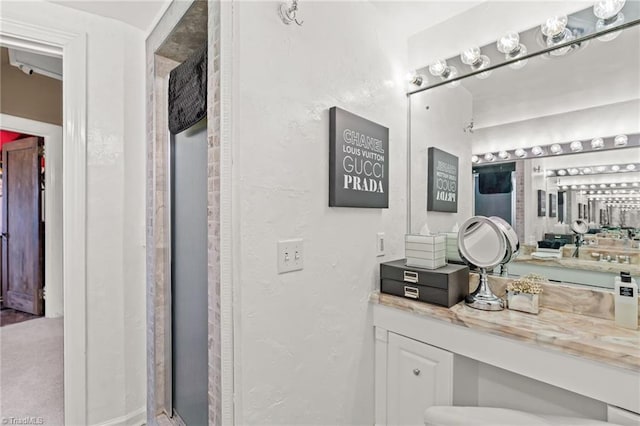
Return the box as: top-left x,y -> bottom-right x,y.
2,137 -> 44,315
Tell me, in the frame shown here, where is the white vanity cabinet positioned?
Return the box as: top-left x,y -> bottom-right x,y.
376,328 -> 454,425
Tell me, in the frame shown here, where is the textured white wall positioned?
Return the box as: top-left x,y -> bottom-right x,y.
1,2 -> 147,425
232,1 -> 410,423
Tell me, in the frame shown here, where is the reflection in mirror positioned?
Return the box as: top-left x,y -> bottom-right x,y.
409,4 -> 640,289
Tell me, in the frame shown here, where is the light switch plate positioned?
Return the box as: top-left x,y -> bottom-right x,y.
376,232 -> 385,256
277,238 -> 304,273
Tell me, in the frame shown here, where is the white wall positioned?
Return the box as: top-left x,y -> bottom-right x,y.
2,2 -> 147,425
410,86 -> 473,233
231,1 -> 411,423
472,100 -> 640,153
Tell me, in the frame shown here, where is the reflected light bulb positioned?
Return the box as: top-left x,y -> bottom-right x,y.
515,148 -> 527,158
570,141 -> 583,152
591,138 -> 604,149
498,151 -> 510,160
612,165 -> 621,171
484,153 -> 495,162
626,164 -> 636,171
557,169 -> 567,176
471,155 -> 479,163
550,144 -> 563,154
614,134 -> 628,147
531,146 -> 544,156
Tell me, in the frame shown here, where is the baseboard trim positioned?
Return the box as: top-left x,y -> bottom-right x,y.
92,406 -> 146,426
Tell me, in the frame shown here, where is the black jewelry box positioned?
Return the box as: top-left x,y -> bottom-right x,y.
380,259 -> 469,308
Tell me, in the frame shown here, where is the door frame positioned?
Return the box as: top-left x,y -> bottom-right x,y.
0,114 -> 63,318
0,19 -> 88,425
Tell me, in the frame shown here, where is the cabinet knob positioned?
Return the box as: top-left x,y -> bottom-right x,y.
413,368 -> 421,376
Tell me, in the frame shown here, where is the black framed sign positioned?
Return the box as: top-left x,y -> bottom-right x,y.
549,193 -> 557,218
329,107 -> 389,208
427,147 -> 458,212
537,190 -> 546,216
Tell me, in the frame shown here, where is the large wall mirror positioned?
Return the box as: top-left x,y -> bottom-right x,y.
408,1 -> 639,289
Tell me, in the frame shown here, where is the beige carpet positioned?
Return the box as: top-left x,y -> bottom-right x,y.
0,317 -> 64,426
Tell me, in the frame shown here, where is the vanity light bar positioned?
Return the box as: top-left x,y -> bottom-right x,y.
548,162 -> 640,177
558,181 -> 640,190
473,134 -> 639,165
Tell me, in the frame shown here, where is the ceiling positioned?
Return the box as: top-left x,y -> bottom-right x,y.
47,0 -> 170,32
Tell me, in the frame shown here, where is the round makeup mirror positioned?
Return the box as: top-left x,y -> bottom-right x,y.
571,219 -> 589,258
490,216 -> 520,276
458,216 -> 507,311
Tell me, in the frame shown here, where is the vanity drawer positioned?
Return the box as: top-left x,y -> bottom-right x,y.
380,260 -> 468,290
381,279 -> 452,307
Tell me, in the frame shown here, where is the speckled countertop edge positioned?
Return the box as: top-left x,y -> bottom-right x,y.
371,291 -> 640,373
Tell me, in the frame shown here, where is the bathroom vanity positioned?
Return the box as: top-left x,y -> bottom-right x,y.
372,276 -> 640,425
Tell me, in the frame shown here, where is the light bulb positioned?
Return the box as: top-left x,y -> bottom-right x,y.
612,165 -> 621,172
568,168 -> 579,175
497,32 -> 520,53
461,47 -> 481,65
633,182 -> 639,187
583,167 -> 592,174
408,73 -> 426,86
595,166 -> 607,173
593,0 -> 626,20
498,151 -> 510,159
515,148 -> 527,158
590,184 -> 596,189
614,134 -> 628,147
611,183 -> 617,187
429,60 -> 448,77
484,153 -> 495,162
591,137 -> 604,149
562,185 -> 569,190
531,146 -> 544,156
571,185 -> 578,189
546,170 -> 555,177
621,183 -> 628,187
541,15 -> 568,37
627,164 -> 636,170
600,184 -> 607,188
557,169 -> 567,176
471,155 -> 479,163
570,141 -> 583,152
550,143 -> 563,154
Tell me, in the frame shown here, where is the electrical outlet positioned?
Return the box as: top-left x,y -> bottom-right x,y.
376,232 -> 385,256
277,238 -> 304,273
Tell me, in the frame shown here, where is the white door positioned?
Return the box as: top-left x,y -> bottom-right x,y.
387,332 -> 453,426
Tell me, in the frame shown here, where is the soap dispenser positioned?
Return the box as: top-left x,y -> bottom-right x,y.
614,272 -> 638,330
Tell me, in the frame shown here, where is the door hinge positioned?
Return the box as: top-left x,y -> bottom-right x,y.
38,288 -> 45,300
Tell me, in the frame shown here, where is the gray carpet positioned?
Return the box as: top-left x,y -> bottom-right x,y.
0,317 -> 64,426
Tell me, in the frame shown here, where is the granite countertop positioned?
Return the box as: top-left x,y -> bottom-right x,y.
514,255 -> 640,275
371,291 -> 640,372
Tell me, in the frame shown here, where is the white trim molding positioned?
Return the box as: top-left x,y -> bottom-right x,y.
0,18 -> 88,426
220,1 -> 236,423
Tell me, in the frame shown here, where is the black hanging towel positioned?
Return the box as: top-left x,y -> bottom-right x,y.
168,44 -> 207,134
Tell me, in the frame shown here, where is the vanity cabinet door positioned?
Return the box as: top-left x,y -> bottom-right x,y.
387,332 -> 453,425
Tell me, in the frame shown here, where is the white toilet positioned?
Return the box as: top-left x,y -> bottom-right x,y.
424,406 -> 621,426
